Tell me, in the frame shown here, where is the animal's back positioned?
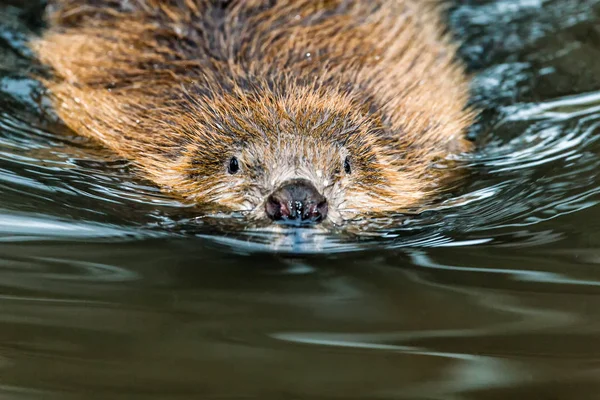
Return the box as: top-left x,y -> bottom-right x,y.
33,0 -> 475,224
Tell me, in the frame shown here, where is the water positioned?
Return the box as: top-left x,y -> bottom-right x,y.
1,0 -> 600,398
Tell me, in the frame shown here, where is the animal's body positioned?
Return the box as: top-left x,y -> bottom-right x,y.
33,0 -> 475,225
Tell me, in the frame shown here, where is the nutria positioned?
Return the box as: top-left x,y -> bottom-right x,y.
32,0 -> 475,225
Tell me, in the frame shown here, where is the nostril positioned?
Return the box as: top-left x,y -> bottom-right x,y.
300,199 -> 328,221
265,195 -> 287,220
316,199 -> 328,220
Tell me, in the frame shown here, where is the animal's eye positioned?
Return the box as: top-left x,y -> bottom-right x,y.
343,156 -> 352,174
228,156 -> 240,174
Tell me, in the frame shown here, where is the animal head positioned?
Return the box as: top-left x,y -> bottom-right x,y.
32,0 -> 474,226
153,81 -> 448,225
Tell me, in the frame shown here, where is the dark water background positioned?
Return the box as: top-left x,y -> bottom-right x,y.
2,0 -> 600,398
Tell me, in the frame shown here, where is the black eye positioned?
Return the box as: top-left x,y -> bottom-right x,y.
344,157 -> 352,174
228,156 -> 239,174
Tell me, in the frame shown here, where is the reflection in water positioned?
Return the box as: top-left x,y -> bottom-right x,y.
409,250 -> 600,286
271,332 -> 525,397
0,214 -> 153,241
1,0 -> 600,398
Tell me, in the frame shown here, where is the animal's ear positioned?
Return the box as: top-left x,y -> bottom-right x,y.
445,136 -> 474,155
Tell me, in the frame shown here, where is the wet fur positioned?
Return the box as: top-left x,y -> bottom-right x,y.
32,0 -> 475,224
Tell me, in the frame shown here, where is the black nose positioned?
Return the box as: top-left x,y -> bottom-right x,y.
265,179 -> 328,223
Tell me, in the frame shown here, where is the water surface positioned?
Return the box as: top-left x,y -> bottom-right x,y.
1,0 -> 600,398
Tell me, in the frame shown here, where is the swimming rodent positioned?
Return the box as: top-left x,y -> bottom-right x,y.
32,0 -> 475,225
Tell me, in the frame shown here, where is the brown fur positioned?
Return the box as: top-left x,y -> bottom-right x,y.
32,0 -> 475,224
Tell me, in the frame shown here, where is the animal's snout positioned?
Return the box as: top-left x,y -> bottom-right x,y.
265,179 -> 328,223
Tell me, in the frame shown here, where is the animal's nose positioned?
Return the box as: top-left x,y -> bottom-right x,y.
265,179 -> 328,223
